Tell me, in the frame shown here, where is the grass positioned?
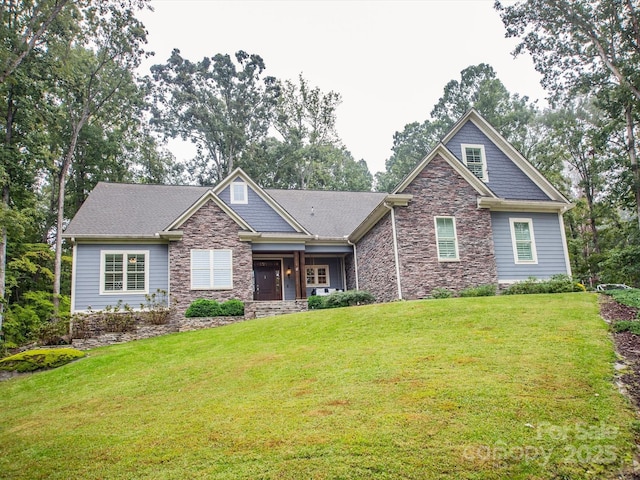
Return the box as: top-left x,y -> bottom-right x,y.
0,293 -> 636,479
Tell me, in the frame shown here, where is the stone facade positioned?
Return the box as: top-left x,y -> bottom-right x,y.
169,200 -> 254,317
394,154 -> 498,298
356,213 -> 399,303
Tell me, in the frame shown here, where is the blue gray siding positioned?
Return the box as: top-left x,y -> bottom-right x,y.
305,256 -> 345,297
73,243 -> 169,312
219,178 -> 297,232
446,122 -> 550,201
491,211 -> 569,281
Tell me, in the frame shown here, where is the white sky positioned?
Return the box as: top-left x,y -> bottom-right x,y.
138,0 -> 546,175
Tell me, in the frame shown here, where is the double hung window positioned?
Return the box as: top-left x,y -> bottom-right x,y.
101,251 -> 148,294
434,217 -> 459,261
509,218 -> 538,264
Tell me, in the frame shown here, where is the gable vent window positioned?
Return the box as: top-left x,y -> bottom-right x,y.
191,249 -> 233,289
434,216 -> 459,261
230,181 -> 248,204
461,144 -> 488,182
510,218 -> 538,264
101,251 -> 148,294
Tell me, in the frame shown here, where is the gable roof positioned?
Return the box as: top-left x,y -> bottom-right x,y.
393,143 -> 498,197
63,182 -> 210,238
214,168 -> 310,234
441,109 -> 569,203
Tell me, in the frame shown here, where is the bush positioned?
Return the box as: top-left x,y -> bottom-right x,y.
185,299 -> 221,318
612,321 -> 640,335
220,299 -> 244,316
308,296 -> 324,310
308,291 -> 375,309
185,298 -> 245,317
459,284 -> 497,297
0,348 -> 85,373
431,287 -> 453,299
503,275 -> 584,295
140,289 -> 173,325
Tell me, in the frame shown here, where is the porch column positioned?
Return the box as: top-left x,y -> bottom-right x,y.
299,252 -> 307,299
293,251 -> 302,299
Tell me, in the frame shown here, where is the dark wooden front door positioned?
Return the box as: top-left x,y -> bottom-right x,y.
253,260 -> 282,301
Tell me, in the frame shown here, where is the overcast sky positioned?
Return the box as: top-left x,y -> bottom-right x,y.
138,0 -> 546,175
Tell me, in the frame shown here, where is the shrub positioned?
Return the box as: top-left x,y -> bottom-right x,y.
503,275 -> 584,295
220,299 -> 244,316
612,321 -> 640,335
459,284 -> 497,297
185,299 -> 221,318
431,287 -> 453,299
0,348 -> 85,373
141,289 -> 173,325
184,298 -> 245,317
308,296 -> 324,310
308,291 -> 375,310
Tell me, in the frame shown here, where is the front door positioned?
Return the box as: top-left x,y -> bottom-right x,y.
253,260 -> 283,301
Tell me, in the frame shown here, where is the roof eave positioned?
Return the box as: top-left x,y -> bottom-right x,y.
348,194 -> 413,243
478,197 -> 574,213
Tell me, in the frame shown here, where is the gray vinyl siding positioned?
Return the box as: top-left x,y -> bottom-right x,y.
491,211 -> 568,281
73,243 -> 169,312
305,257 -> 345,297
446,122 -> 550,201
219,178 -> 297,232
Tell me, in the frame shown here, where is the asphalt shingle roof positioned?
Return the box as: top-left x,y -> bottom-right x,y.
64,182 -> 387,239
64,183 -> 209,236
266,189 -> 386,238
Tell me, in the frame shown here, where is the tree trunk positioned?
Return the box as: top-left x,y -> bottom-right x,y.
52,112 -> 87,315
625,106 -> 640,230
0,185 -> 8,336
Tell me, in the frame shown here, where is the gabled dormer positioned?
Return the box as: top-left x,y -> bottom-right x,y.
441,109 -> 568,203
213,168 -> 309,234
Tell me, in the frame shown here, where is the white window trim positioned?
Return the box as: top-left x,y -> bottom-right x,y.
99,250 -> 150,295
461,143 -> 488,182
434,216 -> 460,262
509,218 -> 538,264
230,181 -> 248,204
190,249 -> 234,290
305,265 -> 330,287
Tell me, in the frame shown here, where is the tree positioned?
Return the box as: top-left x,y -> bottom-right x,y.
376,64 -> 538,192
495,0 -> 640,226
242,74 -> 372,191
0,0 -> 76,84
48,0 -> 149,313
149,50 -> 279,185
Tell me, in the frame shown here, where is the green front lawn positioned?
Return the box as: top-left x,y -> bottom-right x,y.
0,293 -> 636,479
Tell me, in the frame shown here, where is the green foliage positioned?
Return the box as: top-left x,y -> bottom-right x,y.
185,298 -> 245,318
603,289 -> 640,310
612,321 -> 640,335
307,295 -> 324,310
307,291 -> 375,309
430,287 -> 453,299
219,299 -> 244,317
599,245 -> 640,288
503,275 -> 585,295
459,284 -> 497,297
2,292 -> 70,347
0,348 -> 84,372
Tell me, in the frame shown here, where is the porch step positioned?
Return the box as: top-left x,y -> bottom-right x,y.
249,300 -> 308,319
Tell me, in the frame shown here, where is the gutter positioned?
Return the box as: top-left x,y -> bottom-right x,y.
384,202 -> 403,300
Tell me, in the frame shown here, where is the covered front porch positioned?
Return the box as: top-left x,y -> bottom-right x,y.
252,250 -> 351,302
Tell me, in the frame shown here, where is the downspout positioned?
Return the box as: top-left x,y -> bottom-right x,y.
347,238 -> 359,291
384,203 -> 403,300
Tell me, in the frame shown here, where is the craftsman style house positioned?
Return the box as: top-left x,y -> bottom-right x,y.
63,110 -> 572,316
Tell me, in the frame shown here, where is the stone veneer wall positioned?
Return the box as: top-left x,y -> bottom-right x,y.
355,213 -> 399,303
394,154 -> 498,298
169,200 -> 254,317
